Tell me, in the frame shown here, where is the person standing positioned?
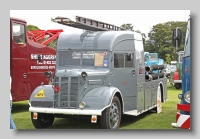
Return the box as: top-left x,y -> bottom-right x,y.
10,76 -> 16,129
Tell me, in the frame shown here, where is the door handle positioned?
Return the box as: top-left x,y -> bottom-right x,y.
23,73 -> 27,78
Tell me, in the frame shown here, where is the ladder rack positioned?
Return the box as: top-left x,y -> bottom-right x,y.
51,16 -> 126,31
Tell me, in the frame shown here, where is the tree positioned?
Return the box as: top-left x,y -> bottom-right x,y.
145,21 -> 187,61
165,54 -> 171,64
120,23 -> 134,31
27,24 -> 40,31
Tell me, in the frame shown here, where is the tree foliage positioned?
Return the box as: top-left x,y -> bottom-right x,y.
120,23 -> 134,31
165,54 -> 171,64
27,24 -> 40,31
145,21 -> 187,61
120,21 -> 187,63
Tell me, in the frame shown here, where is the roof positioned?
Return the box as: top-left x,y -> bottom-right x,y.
57,31 -> 142,51
10,17 -> 26,23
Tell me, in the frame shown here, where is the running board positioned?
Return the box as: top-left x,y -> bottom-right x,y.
124,105 -> 157,116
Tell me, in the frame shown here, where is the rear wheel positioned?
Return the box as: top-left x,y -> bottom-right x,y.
175,83 -> 181,89
100,96 -> 121,129
31,112 -> 55,129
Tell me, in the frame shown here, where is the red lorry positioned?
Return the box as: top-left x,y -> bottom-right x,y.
10,17 -> 63,102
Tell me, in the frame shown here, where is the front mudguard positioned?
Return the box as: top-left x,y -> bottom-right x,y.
29,85 -> 54,107
81,86 -> 122,111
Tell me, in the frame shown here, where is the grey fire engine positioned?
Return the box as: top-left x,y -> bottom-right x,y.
28,16 -> 167,129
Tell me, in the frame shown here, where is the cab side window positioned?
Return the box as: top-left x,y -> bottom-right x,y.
125,53 -> 134,67
12,23 -> 25,44
114,53 -> 134,68
114,53 -> 124,68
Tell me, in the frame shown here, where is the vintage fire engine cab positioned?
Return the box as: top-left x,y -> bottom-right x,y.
28,16 -> 168,129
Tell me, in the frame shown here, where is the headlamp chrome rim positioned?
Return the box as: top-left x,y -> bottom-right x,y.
81,71 -> 87,78
79,101 -> 85,109
184,91 -> 190,103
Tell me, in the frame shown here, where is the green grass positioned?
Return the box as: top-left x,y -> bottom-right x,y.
12,83 -> 183,129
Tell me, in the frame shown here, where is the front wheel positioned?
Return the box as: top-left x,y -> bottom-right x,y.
31,112 -> 55,129
100,96 -> 121,129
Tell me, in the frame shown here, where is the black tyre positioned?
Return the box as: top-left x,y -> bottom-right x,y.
100,96 -> 121,129
31,112 -> 55,129
175,83 -> 181,89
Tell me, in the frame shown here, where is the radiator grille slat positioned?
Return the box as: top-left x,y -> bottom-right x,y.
54,77 -> 78,108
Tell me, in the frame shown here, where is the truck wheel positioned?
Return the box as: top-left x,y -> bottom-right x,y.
175,83 -> 181,89
31,112 -> 55,129
100,96 -> 121,129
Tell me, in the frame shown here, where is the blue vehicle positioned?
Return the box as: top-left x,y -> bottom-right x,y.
171,16 -> 190,129
144,52 -> 164,73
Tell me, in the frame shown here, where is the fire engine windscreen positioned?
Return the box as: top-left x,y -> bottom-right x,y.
58,50 -> 110,68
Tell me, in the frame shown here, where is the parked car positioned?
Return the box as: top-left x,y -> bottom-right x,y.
162,65 -> 177,78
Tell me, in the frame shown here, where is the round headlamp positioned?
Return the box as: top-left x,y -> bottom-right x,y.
81,71 -> 87,78
79,101 -> 85,109
184,91 -> 190,103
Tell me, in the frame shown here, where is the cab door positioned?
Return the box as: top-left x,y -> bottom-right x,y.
10,20 -> 28,101
112,51 -> 137,112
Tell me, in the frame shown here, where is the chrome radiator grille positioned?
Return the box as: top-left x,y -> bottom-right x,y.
54,77 -> 79,108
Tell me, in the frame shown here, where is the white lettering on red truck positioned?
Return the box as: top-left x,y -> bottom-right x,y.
30,54 -> 56,70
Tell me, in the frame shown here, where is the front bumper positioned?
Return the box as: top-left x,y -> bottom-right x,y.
174,80 -> 182,83
29,106 -> 102,116
171,104 -> 190,129
171,112 -> 190,129
177,104 -> 190,112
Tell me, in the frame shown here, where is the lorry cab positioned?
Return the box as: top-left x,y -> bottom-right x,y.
145,52 -> 158,65
144,52 -> 164,73
10,17 -> 56,102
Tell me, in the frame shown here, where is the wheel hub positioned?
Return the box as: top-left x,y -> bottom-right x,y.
109,102 -> 119,128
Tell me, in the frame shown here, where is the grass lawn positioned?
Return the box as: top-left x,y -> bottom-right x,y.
12,83 -> 183,130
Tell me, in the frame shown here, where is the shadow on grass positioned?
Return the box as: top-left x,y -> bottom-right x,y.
119,110 -> 155,129
12,100 -> 29,114
45,111 -> 155,129
47,115 -> 101,129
